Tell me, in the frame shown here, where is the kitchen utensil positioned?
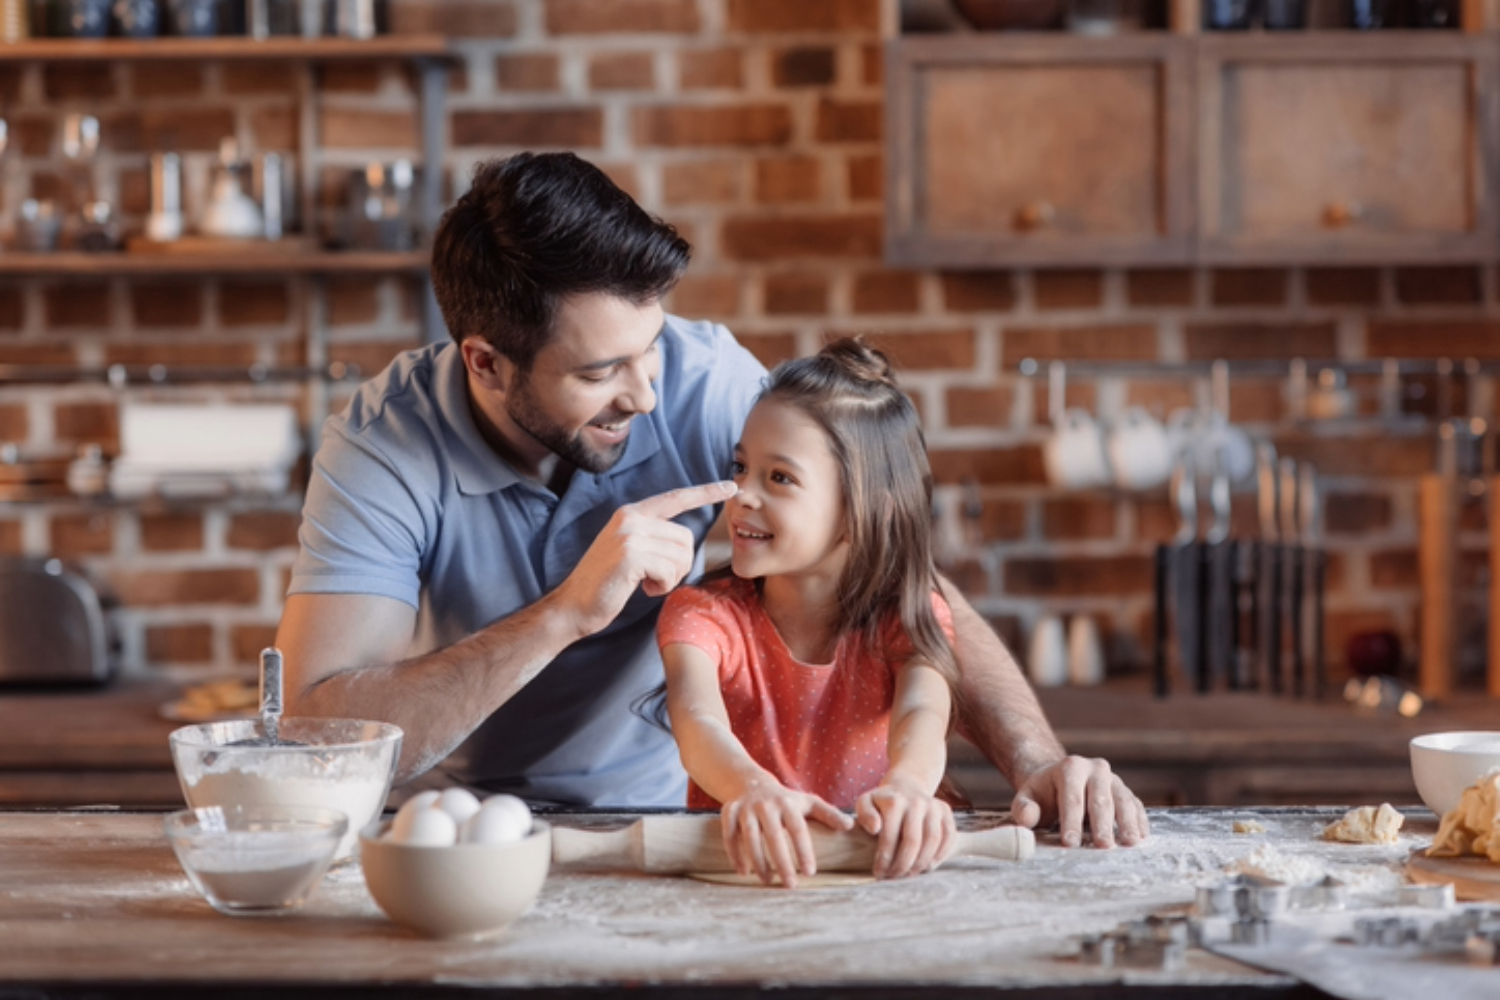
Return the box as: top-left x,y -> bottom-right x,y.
1152,542 -> 1170,697
165,804 -> 346,915
147,151 -> 183,242
1169,454 -> 1202,692
1298,461 -> 1326,699
0,557 -> 111,685
169,717 -> 401,859
200,138 -> 264,239
1067,615 -> 1105,686
224,648 -> 302,748
1200,449 -> 1235,693
259,152 -> 284,240
360,818 -> 551,939
1027,614 -> 1068,687
1279,458 -> 1304,697
298,0 -> 324,36
1254,442 -> 1281,694
1418,468 -> 1458,701
548,814 -> 1034,874
1409,731 -> 1500,816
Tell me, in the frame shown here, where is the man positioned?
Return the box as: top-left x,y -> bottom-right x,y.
278,152 -> 1147,849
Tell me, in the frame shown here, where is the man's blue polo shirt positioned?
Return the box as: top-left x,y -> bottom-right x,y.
288,316 -> 766,806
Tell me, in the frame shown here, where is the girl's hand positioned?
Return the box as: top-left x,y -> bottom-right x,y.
722,785 -> 853,888
854,777 -> 956,879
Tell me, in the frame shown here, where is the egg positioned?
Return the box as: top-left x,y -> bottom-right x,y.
436,787 -> 483,826
396,805 -> 458,847
390,792 -> 440,842
461,794 -> 532,844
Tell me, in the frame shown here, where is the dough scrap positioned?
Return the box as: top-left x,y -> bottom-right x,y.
687,871 -> 877,889
1322,803 -> 1404,844
1429,772 -> 1500,862
1233,820 -> 1267,835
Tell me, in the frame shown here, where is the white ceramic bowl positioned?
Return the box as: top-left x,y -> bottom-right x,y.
165,804 -> 346,916
360,818 -> 551,940
169,718 -> 402,860
1409,731 -> 1500,816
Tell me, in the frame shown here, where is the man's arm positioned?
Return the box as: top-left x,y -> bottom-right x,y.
939,578 -> 1149,848
280,480 -> 737,784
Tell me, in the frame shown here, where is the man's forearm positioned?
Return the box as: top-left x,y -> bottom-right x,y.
938,579 -> 1067,786
287,593 -> 582,784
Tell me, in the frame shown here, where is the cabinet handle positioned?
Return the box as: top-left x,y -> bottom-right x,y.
1321,200 -> 1364,229
1014,201 -> 1055,232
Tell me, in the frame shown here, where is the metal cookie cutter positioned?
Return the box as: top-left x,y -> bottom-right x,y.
1291,875 -> 1348,912
1354,916 -> 1421,948
1077,916 -> 1188,971
1424,908 -> 1500,954
1397,882 -> 1455,910
1196,874 -> 1290,920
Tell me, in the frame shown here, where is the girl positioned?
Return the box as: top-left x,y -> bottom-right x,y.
657,337 -> 959,889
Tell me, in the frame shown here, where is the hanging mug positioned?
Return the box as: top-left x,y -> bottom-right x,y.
1107,406 -> 1175,492
1043,408 -> 1112,491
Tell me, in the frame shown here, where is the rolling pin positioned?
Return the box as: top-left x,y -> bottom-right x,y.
550,814 -> 1034,874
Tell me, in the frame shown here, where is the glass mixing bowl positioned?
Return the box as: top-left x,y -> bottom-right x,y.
169,718 -> 402,860
165,804 -> 347,915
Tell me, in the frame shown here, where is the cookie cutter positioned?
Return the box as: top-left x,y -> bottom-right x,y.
1196,874 -> 1290,919
1077,916 -> 1189,971
1423,908 -> 1500,954
1354,916 -> 1421,948
1397,883 -> 1455,910
1464,931 -> 1500,965
1291,875 -> 1347,911
1230,917 -> 1272,946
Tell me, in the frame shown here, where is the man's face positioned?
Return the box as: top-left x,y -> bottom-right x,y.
482,293 -> 665,476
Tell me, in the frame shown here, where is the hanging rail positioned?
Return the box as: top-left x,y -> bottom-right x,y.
0,361 -> 362,386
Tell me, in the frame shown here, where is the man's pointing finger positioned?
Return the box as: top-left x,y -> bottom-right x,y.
634,480 -> 738,521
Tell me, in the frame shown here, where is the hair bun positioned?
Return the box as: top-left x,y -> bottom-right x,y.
820,336 -> 898,389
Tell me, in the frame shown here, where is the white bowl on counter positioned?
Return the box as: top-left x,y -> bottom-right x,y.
1409,731 -> 1500,816
360,817 -> 551,940
165,803 -> 347,915
169,718 -> 402,860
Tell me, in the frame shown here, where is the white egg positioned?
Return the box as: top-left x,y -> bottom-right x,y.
390,792 -> 442,842
397,805 -> 457,847
436,787 -> 483,826
462,796 -> 532,844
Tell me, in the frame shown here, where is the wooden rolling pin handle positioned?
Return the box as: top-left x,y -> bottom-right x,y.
950,823 -> 1035,863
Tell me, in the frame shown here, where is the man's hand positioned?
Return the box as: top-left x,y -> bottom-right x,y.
854,777 -> 956,879
722,784 -> 853,889
1010,756 -> 1149,849
553,480 -> 736,639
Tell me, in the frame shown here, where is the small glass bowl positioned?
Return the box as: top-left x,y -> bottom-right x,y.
165,804 -> 347,916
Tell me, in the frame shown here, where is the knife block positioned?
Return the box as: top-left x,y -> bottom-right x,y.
1418,474 -> 1458,701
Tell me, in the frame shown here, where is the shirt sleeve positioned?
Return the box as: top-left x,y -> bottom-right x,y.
657,586 -> 735,671
287,420 -> 434,608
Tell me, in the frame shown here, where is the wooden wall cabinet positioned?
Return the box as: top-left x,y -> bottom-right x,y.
887,33 -> 1500,267
886,36 -> 1194,267
1198,34 -> 1497,264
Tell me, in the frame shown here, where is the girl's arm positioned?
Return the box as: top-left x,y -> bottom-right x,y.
662,642 -> 851,887
856,661 -> 957,879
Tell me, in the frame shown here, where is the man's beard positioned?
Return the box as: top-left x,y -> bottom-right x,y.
506,376 -> 631,475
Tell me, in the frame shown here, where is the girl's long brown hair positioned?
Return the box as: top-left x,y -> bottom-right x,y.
762,337 -> 958,686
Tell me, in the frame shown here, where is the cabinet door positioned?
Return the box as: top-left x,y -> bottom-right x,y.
886,37 -> 1193,268
1198,35 -> 1497,264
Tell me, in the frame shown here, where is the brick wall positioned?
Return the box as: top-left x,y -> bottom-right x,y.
2,0 -> 1495,691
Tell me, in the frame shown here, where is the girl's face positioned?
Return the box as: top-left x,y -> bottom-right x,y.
727,398 -> 848,583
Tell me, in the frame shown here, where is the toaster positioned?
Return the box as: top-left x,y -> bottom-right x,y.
0,557 -> 113,685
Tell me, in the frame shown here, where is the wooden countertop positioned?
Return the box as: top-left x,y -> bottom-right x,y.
2,806 -> 1398,998
3,678 -> 1495,809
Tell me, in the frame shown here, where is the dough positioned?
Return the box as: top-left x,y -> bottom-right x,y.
1429,773 -> 1500,861
1322,803 -> 1404,844
1233,819 -> 1266,835
687,871 -> 878,889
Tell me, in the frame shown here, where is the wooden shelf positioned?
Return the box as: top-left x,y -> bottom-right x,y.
0,250 -> 428,276
0,35 -> 450,62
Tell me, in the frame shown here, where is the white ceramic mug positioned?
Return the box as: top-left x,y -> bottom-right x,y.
1168,408 -> 1255,485
1027,615 -> 1068,688
1067,616 -> 1105,686
1043,409 -> 1112,491
1107,407 -> 1174,492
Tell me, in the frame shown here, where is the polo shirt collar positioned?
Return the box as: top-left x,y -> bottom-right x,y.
434,340 -> 664,496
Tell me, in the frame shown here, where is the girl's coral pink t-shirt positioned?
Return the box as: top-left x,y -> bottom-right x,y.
657,576 -> 954,811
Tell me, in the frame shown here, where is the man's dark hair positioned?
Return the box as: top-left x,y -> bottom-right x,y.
430,152 -> 692,369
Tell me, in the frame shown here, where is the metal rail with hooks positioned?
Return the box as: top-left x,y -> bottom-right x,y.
0,362 -> 362,387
